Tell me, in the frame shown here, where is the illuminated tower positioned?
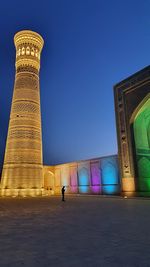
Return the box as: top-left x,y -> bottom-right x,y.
1,30 -> 44,196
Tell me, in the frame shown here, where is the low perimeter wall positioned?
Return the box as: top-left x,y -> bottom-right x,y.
43,155 -> 121,196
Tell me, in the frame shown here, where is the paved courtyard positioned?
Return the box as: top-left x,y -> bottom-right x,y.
0,196 -> 150,267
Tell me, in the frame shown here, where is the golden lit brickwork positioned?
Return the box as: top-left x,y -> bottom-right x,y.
1,30 -> 44,196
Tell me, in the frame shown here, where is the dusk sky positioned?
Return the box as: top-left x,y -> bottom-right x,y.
0,0 -> 150,170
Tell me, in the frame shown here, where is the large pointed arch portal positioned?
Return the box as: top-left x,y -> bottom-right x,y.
114,66 -> 150,196
133,97 -> 150,191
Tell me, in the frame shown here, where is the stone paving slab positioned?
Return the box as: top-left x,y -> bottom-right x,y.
0,196 -> 150,267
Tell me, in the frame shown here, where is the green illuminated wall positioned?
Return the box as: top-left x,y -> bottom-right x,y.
133,98 -> 150,191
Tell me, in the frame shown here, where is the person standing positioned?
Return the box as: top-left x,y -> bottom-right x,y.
61,186 -> 65,201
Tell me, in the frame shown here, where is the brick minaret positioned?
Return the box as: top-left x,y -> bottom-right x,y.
1,30 -> 44,196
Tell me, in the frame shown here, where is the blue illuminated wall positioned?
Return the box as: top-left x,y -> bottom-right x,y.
101,156 -> 120,194
44,154 -> 121,195
78,162 -> 90,194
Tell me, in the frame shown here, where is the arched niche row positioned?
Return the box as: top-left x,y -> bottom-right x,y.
17,45 -> 40,59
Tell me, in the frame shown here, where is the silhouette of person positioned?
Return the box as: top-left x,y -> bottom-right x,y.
61,186 -> 65,201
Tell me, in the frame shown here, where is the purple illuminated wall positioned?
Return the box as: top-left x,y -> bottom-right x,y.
90,160 -> 102,194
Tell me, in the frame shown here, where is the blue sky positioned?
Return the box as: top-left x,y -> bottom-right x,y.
0,0 -> 150,170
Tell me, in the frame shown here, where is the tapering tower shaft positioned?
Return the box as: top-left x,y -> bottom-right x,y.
1,30 -> 44,195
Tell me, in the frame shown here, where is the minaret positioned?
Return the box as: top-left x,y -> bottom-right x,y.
1,30 -> 44,196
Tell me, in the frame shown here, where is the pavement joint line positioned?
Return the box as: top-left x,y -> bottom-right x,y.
0,194 -> 150,200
